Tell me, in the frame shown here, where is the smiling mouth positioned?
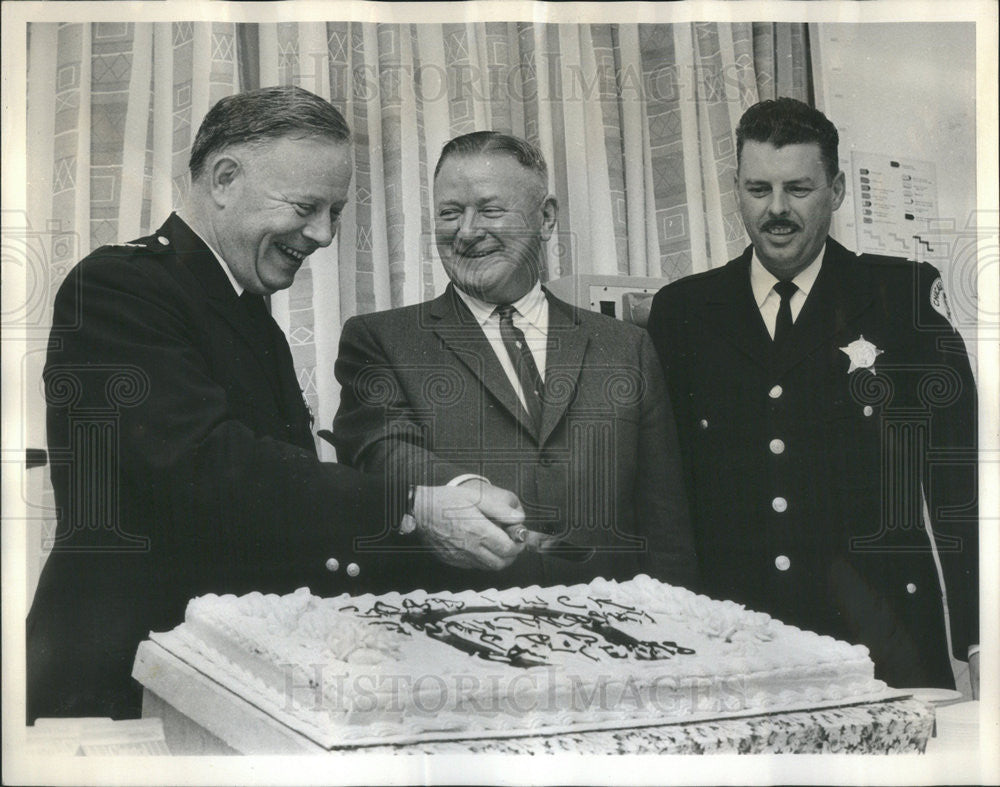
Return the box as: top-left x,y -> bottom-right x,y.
762,224 -> 799,238
275,242 -> 309,264
456,247 -> 500,260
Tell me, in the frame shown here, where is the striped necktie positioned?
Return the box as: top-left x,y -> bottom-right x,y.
496,304 -> 543,433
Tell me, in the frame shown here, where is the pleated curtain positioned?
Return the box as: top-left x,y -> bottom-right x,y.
26,21 -> 812,456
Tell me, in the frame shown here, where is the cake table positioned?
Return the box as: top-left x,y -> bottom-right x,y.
133,639 -> 934,755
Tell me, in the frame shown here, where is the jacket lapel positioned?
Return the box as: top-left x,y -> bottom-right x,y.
539,291 -> 590,446
777,238 -> 876,375
165,214 -> 289,411
703,248 -> 773,368
429,285 -> 537,436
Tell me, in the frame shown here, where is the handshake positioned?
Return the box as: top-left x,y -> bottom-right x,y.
410,479 -> 589,570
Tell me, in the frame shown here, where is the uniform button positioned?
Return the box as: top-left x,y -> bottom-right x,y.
769,438 -> 785,455
769,385 -> 783,399
325,558 -> 340,572
775,555 -> 791,571
699,419 -> 709,430
906,582 -> 917,594
863,406 -> 874,417
347,562 -> 360,577
772,496 -> 788,513
157,236 -> 170,245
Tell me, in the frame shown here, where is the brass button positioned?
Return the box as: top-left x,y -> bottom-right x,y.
772,496 -> 788,513
775,555 -> 791,571
906,583 -> 917,594
699,419 -> 709,430
863,406 -> 874,417
769,385 -> 783,399
347,562 -> 360,577
325,558 -> 340,572
769,438 -> 785,455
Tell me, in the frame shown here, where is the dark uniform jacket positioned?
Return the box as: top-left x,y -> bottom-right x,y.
647,238 -> 978,689
332,283 -> 698,593
28,214 -> 403,721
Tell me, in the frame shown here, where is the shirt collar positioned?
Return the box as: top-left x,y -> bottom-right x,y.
454,281 -> 546,327
750,243 -> 825,308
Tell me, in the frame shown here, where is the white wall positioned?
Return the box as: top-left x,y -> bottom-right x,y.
812,22 -> 979,355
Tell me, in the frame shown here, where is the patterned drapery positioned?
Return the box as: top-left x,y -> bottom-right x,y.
26,20 -> 812,454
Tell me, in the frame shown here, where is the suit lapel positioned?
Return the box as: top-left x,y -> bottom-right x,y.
165,214 -> 291,414
703,249 -> 773,368
777,239 -> 876,375
539,292 -> 590,446
430,285 -> 537,436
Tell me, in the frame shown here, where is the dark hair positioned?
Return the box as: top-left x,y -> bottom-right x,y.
189,86 -> 351,180
434,131 -> 548,184
736,98 -> 840,182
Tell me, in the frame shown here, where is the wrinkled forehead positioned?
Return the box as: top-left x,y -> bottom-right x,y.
737,140 -> 827,180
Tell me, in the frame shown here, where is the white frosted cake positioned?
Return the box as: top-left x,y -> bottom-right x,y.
153,575 -> 887,746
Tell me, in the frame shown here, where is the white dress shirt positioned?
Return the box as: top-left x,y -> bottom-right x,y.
454,281 -> 549,413
750,245 -> 825,339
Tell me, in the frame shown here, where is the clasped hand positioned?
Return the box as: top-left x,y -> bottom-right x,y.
411,480 -> 544,570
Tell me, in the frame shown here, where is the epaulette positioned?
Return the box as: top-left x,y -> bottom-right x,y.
101,232 -> 172,253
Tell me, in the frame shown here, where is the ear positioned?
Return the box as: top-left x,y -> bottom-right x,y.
539,195 -> 558,242
207,154 -> 241,207
830,169 -> 846,211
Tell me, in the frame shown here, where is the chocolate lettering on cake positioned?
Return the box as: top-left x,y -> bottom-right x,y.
392,598 -> 695,668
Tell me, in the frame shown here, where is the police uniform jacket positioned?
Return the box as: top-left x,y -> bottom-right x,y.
646,238 -> 978,689
28,213 -> 404,721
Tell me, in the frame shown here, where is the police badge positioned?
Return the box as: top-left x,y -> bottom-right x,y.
840,335 -> 884,374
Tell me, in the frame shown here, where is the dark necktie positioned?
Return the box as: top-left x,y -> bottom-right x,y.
496,304 -> 544,433
772,280 -> 798,346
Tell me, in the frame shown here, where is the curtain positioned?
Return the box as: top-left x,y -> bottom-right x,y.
25,20 -> 812,457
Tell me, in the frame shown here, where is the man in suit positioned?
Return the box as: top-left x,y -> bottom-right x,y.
28,88 -> 528,721
647,98 -> 978,692
333,131 -> 697,593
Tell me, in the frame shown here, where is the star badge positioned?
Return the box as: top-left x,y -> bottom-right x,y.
840,335 -> 884,374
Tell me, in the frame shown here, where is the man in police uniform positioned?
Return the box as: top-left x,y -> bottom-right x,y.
28,87 -> 528,721
647,98 -> 978,692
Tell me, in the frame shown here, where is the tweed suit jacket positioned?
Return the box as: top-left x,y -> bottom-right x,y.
333,284 -> 698,593
647,238 -> 978,689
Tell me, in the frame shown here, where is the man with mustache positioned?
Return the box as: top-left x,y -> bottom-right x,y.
646,98 -> 978,694
332,131 -> 697,593
29,88 -> 526,722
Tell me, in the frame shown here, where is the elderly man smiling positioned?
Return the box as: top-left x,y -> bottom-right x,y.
28,89 -> 527,722
333,131 -> 697,593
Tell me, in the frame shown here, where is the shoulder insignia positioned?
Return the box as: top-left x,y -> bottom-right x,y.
108,242 -> 148,249
929,276 -> 954,326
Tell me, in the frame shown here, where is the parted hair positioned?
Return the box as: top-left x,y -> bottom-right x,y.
736,98 -> 840,182
434,131 -> 548,184
189,86 -> 351,180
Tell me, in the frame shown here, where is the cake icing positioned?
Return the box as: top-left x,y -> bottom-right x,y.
157,575 -> 887,746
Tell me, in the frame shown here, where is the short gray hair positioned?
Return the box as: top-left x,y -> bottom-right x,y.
189,86 -> 351,180
434,131 -> 547,185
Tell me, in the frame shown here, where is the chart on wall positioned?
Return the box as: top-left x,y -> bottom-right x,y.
850,151 -> 938,258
